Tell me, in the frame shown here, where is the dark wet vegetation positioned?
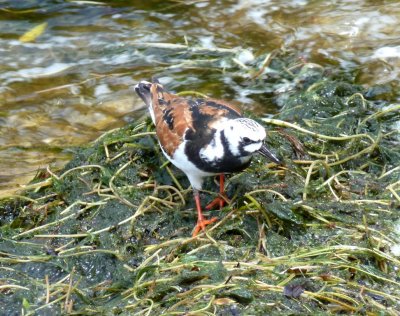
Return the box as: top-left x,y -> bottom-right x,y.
1,1 -> 400,315
1,49 -> 400,314
1,0 -> 400,195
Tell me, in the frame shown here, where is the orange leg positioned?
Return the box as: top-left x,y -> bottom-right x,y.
192,191 -> 217,237
205,174 -> 229,210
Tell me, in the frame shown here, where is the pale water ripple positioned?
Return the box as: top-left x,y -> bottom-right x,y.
0,0 -> 399,195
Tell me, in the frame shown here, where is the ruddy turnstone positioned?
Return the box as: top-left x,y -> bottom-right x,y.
135,78 -> 280,236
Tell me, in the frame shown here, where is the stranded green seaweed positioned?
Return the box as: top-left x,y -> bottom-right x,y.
1,51 -> 399,315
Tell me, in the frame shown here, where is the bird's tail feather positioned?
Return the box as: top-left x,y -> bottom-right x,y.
135,79 -> 160,123
134,80 -> 152,107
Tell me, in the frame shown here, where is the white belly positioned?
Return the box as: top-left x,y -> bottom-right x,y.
160,141 -> 215,190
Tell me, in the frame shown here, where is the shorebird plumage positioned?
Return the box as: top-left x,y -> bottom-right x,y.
135,78 -> 280,236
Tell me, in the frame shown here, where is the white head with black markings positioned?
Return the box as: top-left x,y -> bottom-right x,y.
222,118 -> 280,163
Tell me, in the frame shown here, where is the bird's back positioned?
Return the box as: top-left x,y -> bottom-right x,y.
135,80 -> 243,159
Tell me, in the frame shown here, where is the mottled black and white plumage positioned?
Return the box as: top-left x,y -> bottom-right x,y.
135,78 -> 280,236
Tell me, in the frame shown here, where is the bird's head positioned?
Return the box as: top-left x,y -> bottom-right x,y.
223,118 -> 280,164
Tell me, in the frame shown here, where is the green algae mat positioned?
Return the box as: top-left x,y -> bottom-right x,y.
1,53 -> 400,315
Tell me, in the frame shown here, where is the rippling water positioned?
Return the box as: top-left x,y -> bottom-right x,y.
1,0 -> 399,196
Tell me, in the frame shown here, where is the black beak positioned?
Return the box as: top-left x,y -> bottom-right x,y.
258,144 -> 281,164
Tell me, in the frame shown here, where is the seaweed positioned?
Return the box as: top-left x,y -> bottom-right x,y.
1,51 -> 400,315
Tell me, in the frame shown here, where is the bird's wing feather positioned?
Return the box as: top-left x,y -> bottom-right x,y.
149,82 -> 242,157
150,83 -> 193,157
199,97 -> 242,117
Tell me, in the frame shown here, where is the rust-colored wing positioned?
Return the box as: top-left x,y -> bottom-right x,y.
149,83 -> 193,157
149,82 -> 242,157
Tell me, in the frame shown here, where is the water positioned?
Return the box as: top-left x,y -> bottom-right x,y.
0,0 -> 399,197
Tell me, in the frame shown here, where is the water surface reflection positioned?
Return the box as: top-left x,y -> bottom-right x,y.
0,0 -> 399,196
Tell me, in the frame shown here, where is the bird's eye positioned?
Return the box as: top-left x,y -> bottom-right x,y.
243,137 -> 251,144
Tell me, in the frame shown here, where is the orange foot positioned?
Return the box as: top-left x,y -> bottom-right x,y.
206,174 -> 230,210
205,194 -> 229,210
192,216 -> 218,237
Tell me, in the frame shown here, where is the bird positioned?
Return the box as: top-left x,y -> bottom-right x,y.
134,78 -> 280,236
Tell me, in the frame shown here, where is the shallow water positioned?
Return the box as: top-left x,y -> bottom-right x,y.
1,0 -> 399,196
